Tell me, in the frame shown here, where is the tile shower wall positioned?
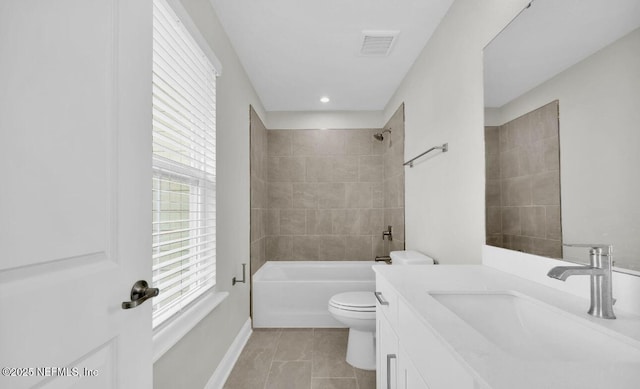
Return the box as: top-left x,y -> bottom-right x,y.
381,104 -> 406,255
485,100 -> 562,258
252,105 -> 406,263
265,127 -> 385,261
250,107 -> 268,276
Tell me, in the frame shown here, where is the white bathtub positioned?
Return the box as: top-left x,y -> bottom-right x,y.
252,261 -> 376,328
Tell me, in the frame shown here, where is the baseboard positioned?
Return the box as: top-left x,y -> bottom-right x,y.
204,317 -> 252,389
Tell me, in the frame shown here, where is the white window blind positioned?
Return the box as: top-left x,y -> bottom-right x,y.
152,0 -> 217,329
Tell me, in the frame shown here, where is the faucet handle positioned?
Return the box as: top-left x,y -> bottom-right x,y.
563,243 -> 613,255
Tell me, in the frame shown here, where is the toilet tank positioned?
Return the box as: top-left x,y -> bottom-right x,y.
390,250 -> 435,265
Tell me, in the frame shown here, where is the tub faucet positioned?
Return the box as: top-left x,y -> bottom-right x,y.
547,244 -> 616,319
375,255 -> 391,264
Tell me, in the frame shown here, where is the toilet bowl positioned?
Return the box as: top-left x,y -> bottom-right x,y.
328,250 -> 435,370
328,291 -> 377,370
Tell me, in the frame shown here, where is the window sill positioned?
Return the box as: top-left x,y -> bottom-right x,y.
153,290 -> 229,362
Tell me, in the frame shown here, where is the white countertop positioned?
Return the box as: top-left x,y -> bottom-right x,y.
373,264 -> 640,389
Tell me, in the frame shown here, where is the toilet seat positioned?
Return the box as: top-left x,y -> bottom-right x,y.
329,292 -> 376,312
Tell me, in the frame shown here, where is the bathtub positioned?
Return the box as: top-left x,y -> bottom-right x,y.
252,261 -> 376,328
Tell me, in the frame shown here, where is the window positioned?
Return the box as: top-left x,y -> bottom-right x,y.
151,0 -> 217,329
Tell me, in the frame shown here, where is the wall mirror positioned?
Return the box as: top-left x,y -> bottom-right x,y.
483,0 -> 640,273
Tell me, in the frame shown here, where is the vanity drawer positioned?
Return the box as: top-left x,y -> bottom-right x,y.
375,275 -> 399,327
398,300 -> 476,389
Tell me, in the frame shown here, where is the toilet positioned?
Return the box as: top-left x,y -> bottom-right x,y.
328,250 -> 434,370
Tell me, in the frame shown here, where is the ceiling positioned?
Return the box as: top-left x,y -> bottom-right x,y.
484,0 -> 640,108
210,0 -> 454,112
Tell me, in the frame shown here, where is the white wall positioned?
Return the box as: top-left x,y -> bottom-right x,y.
266,110 -> 384,130
382,0 -> 530,264
152,0 -> 266,387
490,28 -> 640,272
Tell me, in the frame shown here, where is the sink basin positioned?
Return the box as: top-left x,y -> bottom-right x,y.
429,291 -> 640,363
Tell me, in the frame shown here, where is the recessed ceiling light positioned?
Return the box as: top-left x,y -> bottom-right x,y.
320,96 -> 330,103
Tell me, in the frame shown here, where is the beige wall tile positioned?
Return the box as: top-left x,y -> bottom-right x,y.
345,182 -> 372,208
268,130 -> 292,156
499,147 -> 520,179
486,151 -> 500,180
293,183 -> 318,209
511,235 -> 532,253
251,209 -> 263,242
486,179 -> 501,207
389,239 -> 405,252
331,209 -> 361,235
316,130 -> 345,155
268,156 -> 305,182
371,183 -> 384,208
317,183 -> 346,208
306,210 -> 332,235
542,137 -> 560,172
251,175 -> 266,209
266,236 -> 293,260
306,157 -> 333,182
332,156 -> 358,182
345,129 -> 374,155
502,176 -> 531,206
521,206 -> 546,238
545,205 -> 562,240
344,235 -> 372,261
502,207 -> 521,235
293,236 -> 319,260
368,209 -> 384,236
280,209 -> 306,235
525,140 -> 546,175
486,234 -> 503,247
293,131 -> 319,156
358,156 -> 383,182
372,237 -> 386,257
530,100 -> 559,141
530,238 -> 562,258
532,171 -> 560,205
319,236 -> 346,260
250,239 -> 265,277
486,206 -> 502,235
266,209 -> 280,236
384,174 -> 404,208
268,182 -> 293,208
384,143 -> 404,179
485,126 -> 499,155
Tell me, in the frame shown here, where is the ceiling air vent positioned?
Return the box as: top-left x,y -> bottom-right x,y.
360,30 -> 399,57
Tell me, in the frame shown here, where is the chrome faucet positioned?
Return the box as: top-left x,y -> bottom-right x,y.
547,244 -> 616,319
382,225 -> 393,241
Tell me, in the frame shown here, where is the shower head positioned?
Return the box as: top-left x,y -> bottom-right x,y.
373,128 -> 391,141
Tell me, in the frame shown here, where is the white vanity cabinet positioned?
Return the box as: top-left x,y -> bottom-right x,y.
375,273 -> 475,389
376,276 -> 430,389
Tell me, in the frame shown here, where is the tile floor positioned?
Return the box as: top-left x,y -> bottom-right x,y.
223,328 -> 376,389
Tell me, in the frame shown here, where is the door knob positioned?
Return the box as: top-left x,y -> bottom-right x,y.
122,280 -> 159,309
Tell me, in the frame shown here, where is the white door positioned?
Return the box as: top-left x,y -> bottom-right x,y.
0,1 -> 153,388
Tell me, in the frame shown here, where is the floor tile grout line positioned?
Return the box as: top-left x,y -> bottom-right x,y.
262,329 -> 283,389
